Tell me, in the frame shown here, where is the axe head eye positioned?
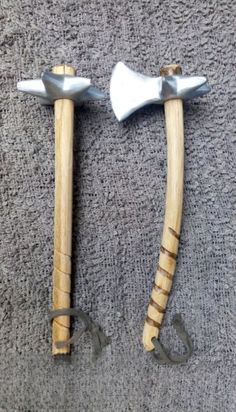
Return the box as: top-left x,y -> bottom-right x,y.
42,72 -> 92,102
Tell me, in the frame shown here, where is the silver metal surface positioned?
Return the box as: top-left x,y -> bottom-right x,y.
17,71 -> 105,104
110,62 -> 210,121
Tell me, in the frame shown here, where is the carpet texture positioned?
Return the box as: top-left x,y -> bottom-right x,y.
0,0 -> 236,411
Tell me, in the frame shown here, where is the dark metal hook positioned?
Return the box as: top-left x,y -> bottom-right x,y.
50,308 -> 111,360
151,314 -> 193,365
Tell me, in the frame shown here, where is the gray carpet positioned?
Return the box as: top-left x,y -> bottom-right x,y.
1,0 -> 236,410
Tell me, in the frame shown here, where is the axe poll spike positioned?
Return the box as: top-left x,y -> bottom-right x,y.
18,64 -> 107,355
110,62 -> 210,362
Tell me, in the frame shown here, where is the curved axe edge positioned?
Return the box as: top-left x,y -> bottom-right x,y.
110,62 -> 161,121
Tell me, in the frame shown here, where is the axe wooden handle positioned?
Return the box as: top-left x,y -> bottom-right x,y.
52,64 -> 75,355
143,95 -> 184,351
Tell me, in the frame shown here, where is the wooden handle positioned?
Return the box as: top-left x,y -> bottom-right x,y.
143,97 -> 184,351
52,65 -> 75,355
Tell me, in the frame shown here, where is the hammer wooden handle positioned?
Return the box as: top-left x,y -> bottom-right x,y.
143,98 -> 184,351
52,65 -> 75,354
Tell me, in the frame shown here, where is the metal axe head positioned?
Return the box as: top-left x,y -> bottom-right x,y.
110,62 -> 210,121
17,70 -> 105,105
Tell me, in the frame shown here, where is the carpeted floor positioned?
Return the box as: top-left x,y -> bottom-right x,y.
0,0 -> 236,411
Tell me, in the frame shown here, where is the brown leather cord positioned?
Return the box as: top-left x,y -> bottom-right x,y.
145,315 -> 161,329
168,227 -> 180,240
151,314 -> 193,365
157,265 -> 173,280
160,245 -> 177,260
153,283 -> 169,296
50,308 -> 111,360
149,297 -> 166,313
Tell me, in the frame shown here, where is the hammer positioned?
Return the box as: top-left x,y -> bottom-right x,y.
18,65 -> 104,354
110,62 -> 210,358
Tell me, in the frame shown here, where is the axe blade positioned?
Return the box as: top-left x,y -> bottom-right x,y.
110,62 -> 161,121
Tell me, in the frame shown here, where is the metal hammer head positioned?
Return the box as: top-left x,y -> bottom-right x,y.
17,69 -> 105,105
110,62 -> 210,121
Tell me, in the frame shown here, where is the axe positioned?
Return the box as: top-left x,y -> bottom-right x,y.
110,62 -> 210,362
18,65 -> 105,355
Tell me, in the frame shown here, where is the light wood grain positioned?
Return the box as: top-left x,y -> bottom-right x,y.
143,97 -> 184,351
52,65 -> 75,355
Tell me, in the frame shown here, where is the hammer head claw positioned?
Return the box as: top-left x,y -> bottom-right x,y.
110,62 -> 210,121
17,71 -> 105,105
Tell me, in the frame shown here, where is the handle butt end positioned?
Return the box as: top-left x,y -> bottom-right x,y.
143,322 -> 159,351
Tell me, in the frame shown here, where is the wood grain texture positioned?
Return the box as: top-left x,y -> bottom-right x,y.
52,65 -> 75,355
143,97 -> 184,351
